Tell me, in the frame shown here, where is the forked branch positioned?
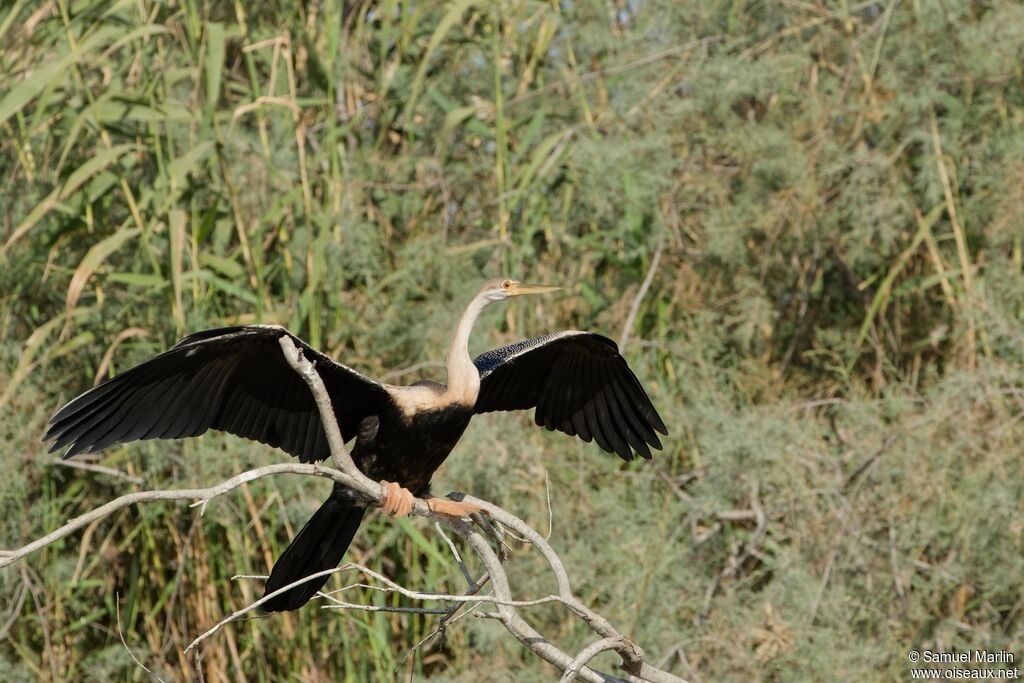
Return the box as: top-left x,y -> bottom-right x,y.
1,336 -> 687,683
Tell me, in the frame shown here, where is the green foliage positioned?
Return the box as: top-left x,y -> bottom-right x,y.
1,0 -> 1023,680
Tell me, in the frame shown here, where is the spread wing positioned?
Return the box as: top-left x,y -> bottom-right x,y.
44,325 -> 392,462
473,331 -> 668,461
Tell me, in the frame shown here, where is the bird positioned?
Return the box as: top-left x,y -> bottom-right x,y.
44,279 -> 668,611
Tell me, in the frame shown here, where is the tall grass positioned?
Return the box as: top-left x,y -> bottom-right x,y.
2,1 -> 1023,680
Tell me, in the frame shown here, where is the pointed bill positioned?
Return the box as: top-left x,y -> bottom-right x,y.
507,283 -> 561,297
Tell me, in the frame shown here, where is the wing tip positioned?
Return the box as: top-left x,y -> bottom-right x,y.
52,439 -> 81,459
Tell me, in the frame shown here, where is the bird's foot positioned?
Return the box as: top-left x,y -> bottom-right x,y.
426,496 -> 484,518
379,481 -> 415,517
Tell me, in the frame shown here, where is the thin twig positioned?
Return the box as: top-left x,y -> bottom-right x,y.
321,601 -> 451,615
396,576 -> 491,670
186,566 -> 361,652
47,457 -> 144,485
842,433 -> 899,493
0,580 -> 27,641
619,242 -> 664,351
380,360 -> 446,381
544,468 -> 554,541
435,522 -> 478,590
117,593 -> 165,682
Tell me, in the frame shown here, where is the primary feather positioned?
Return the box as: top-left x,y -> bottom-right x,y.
473,331 -> 667,461
45,325 -> 390,462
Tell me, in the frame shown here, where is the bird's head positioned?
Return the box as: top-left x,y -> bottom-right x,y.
480,278 -> 561,302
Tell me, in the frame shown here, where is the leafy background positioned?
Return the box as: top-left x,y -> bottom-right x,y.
2,0 -> 1023,680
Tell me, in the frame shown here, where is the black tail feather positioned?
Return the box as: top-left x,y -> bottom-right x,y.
262,488 -> 366,612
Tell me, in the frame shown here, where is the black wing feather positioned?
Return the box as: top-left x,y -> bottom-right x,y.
570,356 -> 593,442
178,359 -> 228,438
49,363 -> 162,444
609,374 -> 662,449
474,331 -> 667,461
573,358 -> 598,444
595,363 -> 634,461
535,350 -> 565,430
602,363 -> 649,460
557,352 -> 579,437
589,368 -> 616,454
44,325 -> 390,462
79,378 -> 164,451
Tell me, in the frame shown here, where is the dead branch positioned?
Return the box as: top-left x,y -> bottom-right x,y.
0,462 -> 362,570
1,335 -> 687,683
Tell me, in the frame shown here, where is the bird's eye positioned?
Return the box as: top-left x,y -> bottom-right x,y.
502,280 -> 512,289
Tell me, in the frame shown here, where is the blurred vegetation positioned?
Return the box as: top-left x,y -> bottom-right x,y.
2,0 -> 1023,680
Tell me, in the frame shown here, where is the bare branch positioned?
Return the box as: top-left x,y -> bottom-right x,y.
561,638 -> 633,683
5,334 -> 689,683
277,336 -> 379,496
0,462 -> 361,569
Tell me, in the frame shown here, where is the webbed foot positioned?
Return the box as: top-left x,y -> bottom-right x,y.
379,481 -> 415,516
426,496 -> 483,518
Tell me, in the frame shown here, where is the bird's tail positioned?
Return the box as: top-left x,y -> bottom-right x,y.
262,486 -> 366,612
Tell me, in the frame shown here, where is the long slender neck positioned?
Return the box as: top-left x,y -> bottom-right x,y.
444,292 -> 488,405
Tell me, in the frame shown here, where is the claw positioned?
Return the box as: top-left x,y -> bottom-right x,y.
426,496 -> 483,518
380,481 -> 415,517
